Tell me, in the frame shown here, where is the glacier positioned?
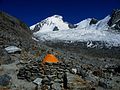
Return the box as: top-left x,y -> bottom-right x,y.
30,15 -> 120,48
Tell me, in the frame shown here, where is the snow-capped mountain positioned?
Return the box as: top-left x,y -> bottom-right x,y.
76,15 -> 110,30
30,15 -> 70,33
30,15 -> 111,34
30,10 -> 120,49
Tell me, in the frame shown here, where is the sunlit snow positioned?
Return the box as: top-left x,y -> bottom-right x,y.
31,15 -> 120,47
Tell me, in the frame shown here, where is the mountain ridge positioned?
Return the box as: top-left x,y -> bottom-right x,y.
30,10 -> 120,48
30,9 -> 120,59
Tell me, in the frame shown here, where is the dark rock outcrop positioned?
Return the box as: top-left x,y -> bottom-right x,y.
89,18 -> 98,25
108,9 -> 120,30
33,24 -> 41,32
68,23 -> 78,29
53,26 -> 59,31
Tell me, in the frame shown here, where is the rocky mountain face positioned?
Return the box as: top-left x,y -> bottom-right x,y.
30,9 -> 120,34
108,9 -> 120,31
0,12 -> 34,49
30,15 -> 76,33
0,12 -> 38,64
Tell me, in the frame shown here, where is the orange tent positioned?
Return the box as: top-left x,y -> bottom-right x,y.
42,54 -> 59,64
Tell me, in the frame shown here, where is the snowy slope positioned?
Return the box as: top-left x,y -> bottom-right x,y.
30,15 -> 120,48
76,15 -> 111,30
34,28 -> 120,47
30,15 -> 70,33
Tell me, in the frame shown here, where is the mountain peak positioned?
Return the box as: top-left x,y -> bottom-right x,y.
30,15 -> 70,33
43,15 -> 64,26
50,15 -> 63,19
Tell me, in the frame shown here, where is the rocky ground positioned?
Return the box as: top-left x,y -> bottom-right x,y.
0,11 -> 120,90
0,45 -> 120,90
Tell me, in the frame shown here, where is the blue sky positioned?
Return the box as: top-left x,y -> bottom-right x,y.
0,0 -> 120,26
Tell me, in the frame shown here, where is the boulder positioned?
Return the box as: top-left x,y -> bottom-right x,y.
0,74 -> 11,86
71,68 -> 77,74
0,48 -> 12,64
66,72 -> 91,89
42,77 -> 50,85
99,79 -> 112,89
5,46 -> 21,54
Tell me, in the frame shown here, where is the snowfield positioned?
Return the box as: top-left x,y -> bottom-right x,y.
34,28 -> 120,47
30,15 -> 69,32
30,15 -> 120,48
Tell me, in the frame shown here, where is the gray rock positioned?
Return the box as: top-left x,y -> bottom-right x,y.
52,83 -> 61,90
99,79 -> 112,89
0,48 -> 12,64
42,77 -> 50,85
47,75 -> 56,81
54,79 -> 62,83
85,72 -> 99,86
58,68 -> 64,72
108,9 -> 120,31
0,74 -> 11,86
5,46 -> 21,53
38,73 -> 45,78
70,68 -> 77,74
44,69 -> 51,75
33,78 -> 42,85
66,72 -> 92,90
50,69 -> 57,75
57,72 -> 63,79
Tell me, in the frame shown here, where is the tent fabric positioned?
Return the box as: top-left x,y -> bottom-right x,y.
42,54 -> 59,63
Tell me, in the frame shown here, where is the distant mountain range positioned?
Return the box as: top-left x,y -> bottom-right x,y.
30,9 -> 120,58
30,9 -> 120,48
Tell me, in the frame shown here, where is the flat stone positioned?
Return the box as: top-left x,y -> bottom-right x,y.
33,78 -> 42,85
5,46 -> 21,54
54,79 -> 62,83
